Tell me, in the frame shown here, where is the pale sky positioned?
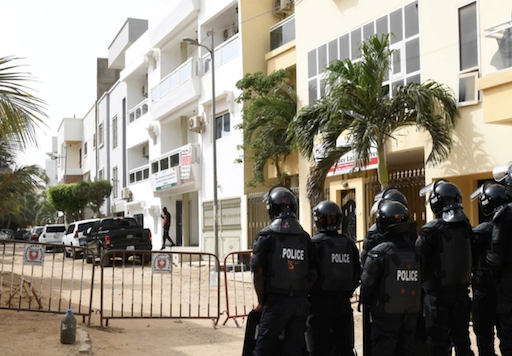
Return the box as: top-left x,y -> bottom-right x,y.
1,0 -> 170,167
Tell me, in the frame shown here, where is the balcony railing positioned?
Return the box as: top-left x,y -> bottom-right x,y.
203,34 -> 240,75
151,57 -> 195,103
270,15 -> 295,51
128,164 -> 150,185
128,99 -> 149,123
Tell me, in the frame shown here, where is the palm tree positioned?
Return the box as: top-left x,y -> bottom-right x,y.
235,69 -> 297,187
292,34 -> 459,205
0,56 -> 47,147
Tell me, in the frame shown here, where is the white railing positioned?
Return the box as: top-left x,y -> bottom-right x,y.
270,15 -> 295,51
128,99 -> 149,123
203,34 -> 240,75
128,164 -> 150,185
151,57 -> 195,103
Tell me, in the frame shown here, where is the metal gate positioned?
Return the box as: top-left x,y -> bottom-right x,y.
247,187 -> 300,249
99,251 -> 220,327
365,168 -> 426,233
0,240 -> 95,325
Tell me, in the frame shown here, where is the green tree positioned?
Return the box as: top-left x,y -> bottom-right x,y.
46,184 -> 88,222
74,180 -> 112,217
235,69 -> 297,187
0,56 -> 47,147
292,35 -> 459,205
34,193 -> 58,225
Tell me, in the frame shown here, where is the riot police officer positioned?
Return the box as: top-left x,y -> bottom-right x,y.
250,185 -> 317,356
416,179 -> 474,356
486,162 -> 512,355
360,199 -> 421,356
360,188 -> 410,266
306,201 -> 360,356
470,182 -> 508,356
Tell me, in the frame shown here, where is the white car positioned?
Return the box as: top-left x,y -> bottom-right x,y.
39,224 -> 67,250
62,219 -> 99,259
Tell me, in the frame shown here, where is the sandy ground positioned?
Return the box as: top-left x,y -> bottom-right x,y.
0,242 -> 500,355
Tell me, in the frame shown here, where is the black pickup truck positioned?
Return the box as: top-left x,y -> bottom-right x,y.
84,217 -> 152,266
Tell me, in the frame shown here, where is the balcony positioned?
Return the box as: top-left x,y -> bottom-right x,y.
203,34 -> 240,75
128,99 -> 149,123
478,67 -> 512,125
150,57 -> 201,121
149,143 -> 201,195
270,15 -> 295,51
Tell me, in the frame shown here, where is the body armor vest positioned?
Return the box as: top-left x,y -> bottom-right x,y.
316,233 -> 354,295
266,233 -> 309,296
372,242 -> 421,317
421,219 -> 472,290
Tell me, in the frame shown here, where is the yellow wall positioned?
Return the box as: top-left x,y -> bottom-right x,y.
294,0 -> 512,231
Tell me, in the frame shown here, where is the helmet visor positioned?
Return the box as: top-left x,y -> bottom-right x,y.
370,201 -> 380,216
374,190 -> 384,202
470,185 -> 484,201
493,162 -> 512,182
419,182 -> 435,198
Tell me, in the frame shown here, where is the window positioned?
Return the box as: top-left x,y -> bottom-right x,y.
98,169 -> 104,180
458,2 -> 478,72
113,167 -> 118,199
307,1 -> 420,103
84,142 -> 88,156
160,157 -> 169,171
112,116 -> 118,149
93,133 -> 96,149
98,123 -> 104,147
152,161 -> 159,174
170,153 -> 180,167
78,148 -> 82,168
216,113 -> 230,139
458,2 -> 479,106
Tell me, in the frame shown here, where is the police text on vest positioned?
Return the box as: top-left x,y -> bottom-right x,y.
332,253 -> 350,263
396,270 -> 419,281
282,248 -> 305,260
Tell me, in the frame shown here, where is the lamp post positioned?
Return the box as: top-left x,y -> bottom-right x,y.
184,31 -> 219,269
46,145 -> 67,184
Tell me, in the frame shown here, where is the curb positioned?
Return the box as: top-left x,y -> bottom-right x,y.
77,325 -> 92,355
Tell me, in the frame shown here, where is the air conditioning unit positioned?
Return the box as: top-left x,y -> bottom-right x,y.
273,0 -> 292,15
142,84 -> 148,97
121,187 -> 132,201
188,115 -> 205,133
142,145 -> 149,158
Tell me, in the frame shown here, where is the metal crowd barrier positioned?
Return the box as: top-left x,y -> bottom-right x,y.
0,240 -> 95,326
222,251 -> 255,327
99,250 -> 220,327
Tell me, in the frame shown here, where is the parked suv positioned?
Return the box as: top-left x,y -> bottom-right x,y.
30,226 -> 44,241
62,219 -> 99,259
39,224 -> 67,249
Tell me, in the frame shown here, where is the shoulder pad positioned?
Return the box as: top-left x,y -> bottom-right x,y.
369,241 -> 392,256
368,223 -> 378,233
269,217 -> 306,234
312,232 -> 329,243
258,226 -> 273,237
493,204 -> 512,221
419,218 -> 443,236
473,221 -> 493,234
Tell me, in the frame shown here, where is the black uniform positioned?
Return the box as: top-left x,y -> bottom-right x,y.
306,231 -> 360,356
416,212 -> 474,356
251,216 -> 317,356
471,222 -> 497,356
361,235 -> 422,356
486,202 -> 512,356
361,223 -> 417,266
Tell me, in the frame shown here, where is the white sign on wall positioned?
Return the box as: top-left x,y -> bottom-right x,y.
23,244 -> 45,265
180,144 -> 192,180
152,253 -> 172,273
152,166 -> 180,191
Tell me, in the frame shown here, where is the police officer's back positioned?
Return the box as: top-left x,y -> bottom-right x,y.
250,186 -> 317,356
415,179 -> 474,356
485,164 -> 512,356
361,200 -> 421,356
361,188 -> 416,266
306,201 -> 360,356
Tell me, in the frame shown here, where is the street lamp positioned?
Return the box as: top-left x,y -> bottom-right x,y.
46,146 -> 67,184
183,31 -> 219,269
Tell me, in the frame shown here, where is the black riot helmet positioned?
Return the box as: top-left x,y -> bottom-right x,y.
420,179 -> 463,216
264,185 -> 297,220
376,200 -> 417,236
471,182 -> 511,216
312,201 -> 342,231
374,187 -> 408,207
